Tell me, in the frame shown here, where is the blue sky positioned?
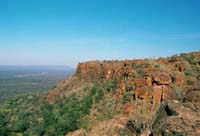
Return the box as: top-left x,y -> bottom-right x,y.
0,0 -> 200,67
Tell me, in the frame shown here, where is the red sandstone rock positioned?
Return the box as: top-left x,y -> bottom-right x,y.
135,77 -> 152,87
152,85 -> 163,103
49,52 -> 200,106
173,72 -> 185,86
145,77 -> 152,86
152,72 -> 172,85
175,63 -> 185,72
152,85 -> 172,103
161,85 -> 172,101
135,86 -> 152,100
123,103 -> 135,115
135,78 -> 146,87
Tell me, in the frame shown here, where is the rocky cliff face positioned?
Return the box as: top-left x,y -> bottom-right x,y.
75,52 -> 200,103
47,52 -> 200,136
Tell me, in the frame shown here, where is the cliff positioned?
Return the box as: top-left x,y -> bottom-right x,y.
46,52 -> 200,136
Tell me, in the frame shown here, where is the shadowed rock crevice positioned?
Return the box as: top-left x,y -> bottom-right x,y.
149,133 -> 153,136
165,105 -> 178,116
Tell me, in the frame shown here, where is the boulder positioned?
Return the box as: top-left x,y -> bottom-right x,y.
135,77 -> 152,87
152,85 -> 172,103
173,72 -> 185,86
152,85 -> 163,103
135,78 -> 146,87
151,101 -> 200,136
145,77 -> 152,86
160,102 -> 200,136
175,62 -> 185,72
135,86 -> 152,100
152,72 -> 172,85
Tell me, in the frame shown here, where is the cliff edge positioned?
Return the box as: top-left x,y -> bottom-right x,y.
46,52 -> 200,136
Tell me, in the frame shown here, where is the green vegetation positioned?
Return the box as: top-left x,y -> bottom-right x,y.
169,55 -> 178,62
136,68 -> 147,77
70,84 -> 118,131
134,62 -> 150,78
172,86 -> 184,102
105,80 -> 117,92
0,84 -> 106,136
180,53 -> 198,65
123,92 -> 133,104
186,80 -> 195,86
95,88 -> 104,103
184,70 -> 194,77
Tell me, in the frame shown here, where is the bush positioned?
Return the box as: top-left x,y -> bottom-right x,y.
136,69 -> 147,78
184,70 -> 193,77
181,53 -> 197,65
169,56 -> 177,62
186,80 -> 194,86
13,119 -> 28,133
81,95 -> 93,115
123,92 -> 133,104
32,125 -> 45,136
90,86 -> 97,96
0,114 -> 9,135
0,114 -> 6,127
0,128 -> 9,136
154,64 -> 160,69
172,86 -> 183,102
105,80 -> 117,92
89,85 -> 104,103
95,89 -> 104,103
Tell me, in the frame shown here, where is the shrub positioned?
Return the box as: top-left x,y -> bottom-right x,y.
32,125 -> 45,136
0,113 -> 6,127
90,86 -> 97,96
172,86 -> 183,102
13,119 -> 28,133
0,128 -> 9,136
102,100 -> 117,120
169,56 -> 177,62
42,104 -> 56,127
135,63 -> 150,69
95,89 -> 104,103
154,64 -> 160,69
180,53 -> 186,57
123,92 -> 133,104
186,80 -> 194,86
83,86 -> 89,92
181,53 -> 197,65
136,69 -> 147,78
105,80 -> 117,92
184,70 -> 193,77
81,95 -> 93,115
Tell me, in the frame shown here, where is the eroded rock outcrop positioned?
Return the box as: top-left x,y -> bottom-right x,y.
152,101 -> 200,136
46,52 -> 200,136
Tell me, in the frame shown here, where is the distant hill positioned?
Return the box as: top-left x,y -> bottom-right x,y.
0,52 -> 200,136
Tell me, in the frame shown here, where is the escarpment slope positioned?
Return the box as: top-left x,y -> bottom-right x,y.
46,52 -> 200,136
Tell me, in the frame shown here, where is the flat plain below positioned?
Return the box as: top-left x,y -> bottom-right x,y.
0,66 -> 74,101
